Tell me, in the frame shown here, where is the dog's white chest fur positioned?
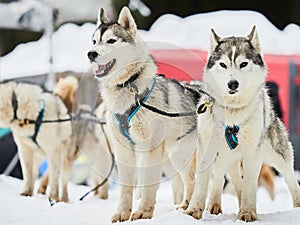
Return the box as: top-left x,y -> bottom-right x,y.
198,93 -> 265,160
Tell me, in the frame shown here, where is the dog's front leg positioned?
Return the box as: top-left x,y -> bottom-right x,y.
33,152 -> 45,194
131,148 -> 162,221
206,164 -> 227,215
237,153 -> 262,222
59,145 -> 75,202
185,144 -> 211,219
227,162 -> 243,208
163,158 -> 184,205
111,145 -> 135,223
13,135 -> 35,196
46,148 -> 61,202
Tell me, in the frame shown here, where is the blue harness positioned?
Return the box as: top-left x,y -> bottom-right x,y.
114,75 -> 156,145
11,91 -> 45,146
224,124 -> 239,150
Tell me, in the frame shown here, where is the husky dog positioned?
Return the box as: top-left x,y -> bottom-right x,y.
182,81 -> 276,200
88,7 -> 197,222
186,27 -> 300,222
54,76 -> 114,200
0,81 -> 77,202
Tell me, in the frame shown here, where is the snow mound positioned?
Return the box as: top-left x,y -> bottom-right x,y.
140,10 -> 300,55
1,10 -> 300,80
1,22 -> 95,79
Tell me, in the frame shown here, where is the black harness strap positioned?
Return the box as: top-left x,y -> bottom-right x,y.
11,91 -> 18,121
29,100 -> 45,146
176,123 -> 197,141
138,100 -> 196,117
136,88 -> 213,118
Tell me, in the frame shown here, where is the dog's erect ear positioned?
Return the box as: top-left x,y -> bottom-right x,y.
97,8 -> 108,26
247,26 -> 261,53
209,29 -> 222,53
118,6 -> 137,37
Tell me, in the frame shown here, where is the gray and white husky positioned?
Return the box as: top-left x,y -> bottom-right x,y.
186,26 -> 300,222
88,7 -> 198,222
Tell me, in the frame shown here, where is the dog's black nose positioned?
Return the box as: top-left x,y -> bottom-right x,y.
227,80 -> 239,90
87,51 -> 98,61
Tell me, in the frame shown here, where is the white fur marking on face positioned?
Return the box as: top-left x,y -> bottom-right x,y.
94,30 -> 101,43
102,30 -> 117,43
231,46 -> 236,65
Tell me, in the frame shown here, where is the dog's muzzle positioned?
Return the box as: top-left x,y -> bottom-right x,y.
227,80 -> 239,94
87,51 -> 98,61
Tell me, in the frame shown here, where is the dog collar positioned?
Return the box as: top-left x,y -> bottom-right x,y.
116,68 -> 143,88
114,74 -> 156,145
223,123 -> 239,150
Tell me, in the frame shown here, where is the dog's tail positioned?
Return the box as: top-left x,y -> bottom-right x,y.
53,76 -> 78,114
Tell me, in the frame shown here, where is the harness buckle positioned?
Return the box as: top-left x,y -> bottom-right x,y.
18,118 -> 31,127
196,101 -> 213,115
18,119 -> 24,127
129,86 -> 138,95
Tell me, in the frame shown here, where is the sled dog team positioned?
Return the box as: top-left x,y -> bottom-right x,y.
1,6 -> 299,223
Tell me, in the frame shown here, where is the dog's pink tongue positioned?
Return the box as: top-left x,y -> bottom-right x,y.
95,64 -> 106,74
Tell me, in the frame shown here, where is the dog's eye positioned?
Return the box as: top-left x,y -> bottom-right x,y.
219,62 -> 227,69
92,40 -> 96,45
107,39 -> 117,44
240,62 -> 248,69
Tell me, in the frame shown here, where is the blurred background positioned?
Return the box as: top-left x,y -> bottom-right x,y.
1,0 -> 300,56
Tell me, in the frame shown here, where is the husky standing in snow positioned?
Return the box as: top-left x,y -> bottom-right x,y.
0,81 -> 77,202
185,26 -> 300,222
88,7 -> 198,222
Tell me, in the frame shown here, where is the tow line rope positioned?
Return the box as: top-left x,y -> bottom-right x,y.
78,123 -> 115,201
17,108 -> 107,127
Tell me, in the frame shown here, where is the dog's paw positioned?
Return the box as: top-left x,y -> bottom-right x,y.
59,195 -> 69,203
95,190 -> 108,200
98,192 -> 108,200
185,208 -> 203,219
176,200 -> 189,210
20,191 -> 32,197
49,194 -> 59,203
131,210 -> 153,220
207,203 -> 222,215
294,202 -> 300,208
238,211 -> 257,222
111,211 -> 131,223
37,185 -> 47,195
38,175 -> 48,195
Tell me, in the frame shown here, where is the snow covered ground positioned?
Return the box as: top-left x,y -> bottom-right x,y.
1,174 -> 300,225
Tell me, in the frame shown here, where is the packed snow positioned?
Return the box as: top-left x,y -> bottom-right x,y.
1,174 -> 300,225
1,10 -> 300,80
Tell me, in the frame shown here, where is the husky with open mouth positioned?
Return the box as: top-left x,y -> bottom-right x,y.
88,7 -> 199,222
